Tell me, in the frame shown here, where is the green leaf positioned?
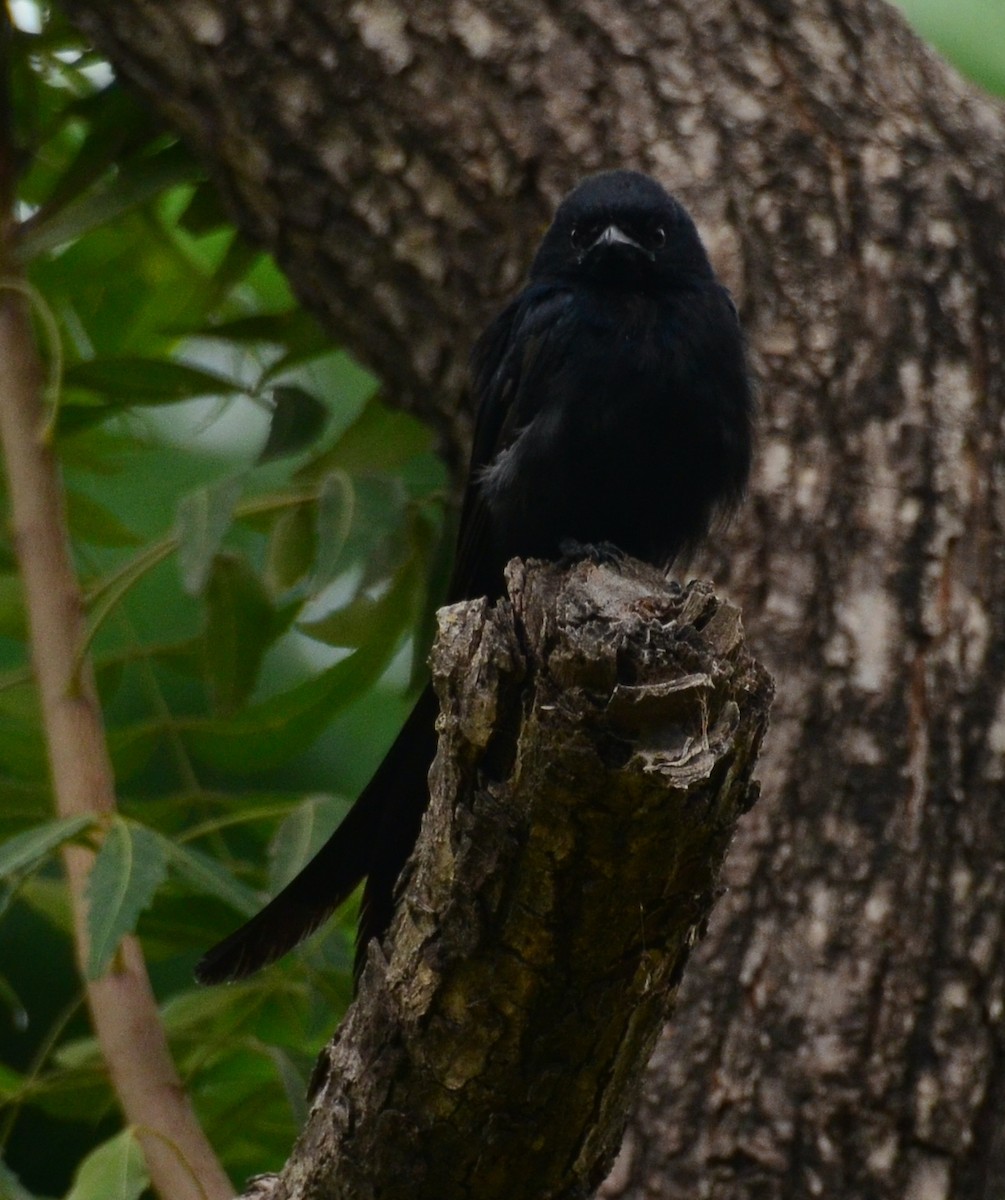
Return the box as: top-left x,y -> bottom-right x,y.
266,1046 -> 309,1127
204,553 -> 280,714
0,815 -> 93,879
158,976 -> 290,1036
176,477 -> 242,595
32,82 -> 163,219
93,656 -> 125,710
191,308 -> 328,353
52,1030 -> 102,1073
0,718 -> 47,779
0,1160 -> 43,1200
206,232 -> 261,299
158,838 -> 260,916
66,489 -> 142,547
175,179 -> 230,235
265,502 -> 317,595
299,554 -> 419,649
257,341 -> 343,387
182,633 -> 404,774
0,974 -> 28,1034
16,141 -> 204,262
33,203 -> 222,362
107,723 -> 163,784
258,386 -> 330,463
64,1129 -> 148,1200
63,357 -> 244,405
17,878 -> 73,941
0,574 -> 27,639
54,405 -> 122,439
295,395 -> 433,481
268,794 -> 350,893
313,471 -> 355,590
85,819 -> 167,980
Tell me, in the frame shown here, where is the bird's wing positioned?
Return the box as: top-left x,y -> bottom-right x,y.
448,286 -> 573,600
196,290 -> 573,985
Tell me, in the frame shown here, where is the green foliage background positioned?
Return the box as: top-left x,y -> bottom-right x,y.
895,0 -> 1005,95
0,1 -> 1001,1197
1,8 -> 450,1196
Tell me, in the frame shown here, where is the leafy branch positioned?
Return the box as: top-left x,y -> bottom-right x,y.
0,26 -> 233,1193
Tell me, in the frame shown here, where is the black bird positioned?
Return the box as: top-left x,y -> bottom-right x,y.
195,169 -> 754,986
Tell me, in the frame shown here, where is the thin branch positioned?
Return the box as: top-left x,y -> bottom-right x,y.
0,80 -> 234,1200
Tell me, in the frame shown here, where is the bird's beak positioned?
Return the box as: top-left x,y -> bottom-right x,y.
587,224 -> 653,260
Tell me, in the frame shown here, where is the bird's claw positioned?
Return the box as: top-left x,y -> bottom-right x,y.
558,539 -> 626,569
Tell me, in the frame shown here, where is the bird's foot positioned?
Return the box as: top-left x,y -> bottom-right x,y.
558,539 -> 626,569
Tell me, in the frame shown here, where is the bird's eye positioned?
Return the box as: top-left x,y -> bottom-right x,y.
570,224 -> 590,250
652,225 -> 667,249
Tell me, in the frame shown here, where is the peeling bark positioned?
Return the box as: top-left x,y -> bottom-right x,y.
56,0 -> 1005,1195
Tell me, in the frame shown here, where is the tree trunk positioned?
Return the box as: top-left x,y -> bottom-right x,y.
270,563 -> 771,1200
59,0 -> 1005,1196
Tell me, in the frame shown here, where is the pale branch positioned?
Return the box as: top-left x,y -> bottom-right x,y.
247,560 -> 772,1200
0,295 -> 232,1199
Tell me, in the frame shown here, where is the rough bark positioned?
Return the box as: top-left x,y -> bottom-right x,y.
57,0 -> 1005,1197
250,562 -> 771,1200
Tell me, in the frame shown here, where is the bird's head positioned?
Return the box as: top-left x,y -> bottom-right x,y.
529,170 -> 714,291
